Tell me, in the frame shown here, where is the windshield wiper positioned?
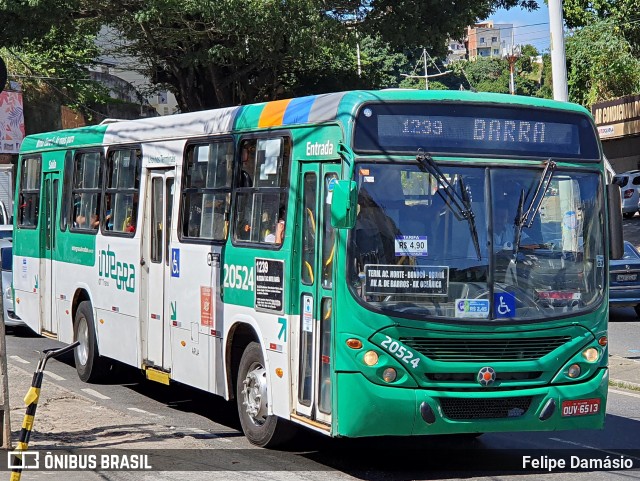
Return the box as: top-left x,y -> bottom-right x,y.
416,150 -> 481,261
513,159 -> 557,255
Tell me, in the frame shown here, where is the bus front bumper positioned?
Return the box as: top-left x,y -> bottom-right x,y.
334,368 -> 608,438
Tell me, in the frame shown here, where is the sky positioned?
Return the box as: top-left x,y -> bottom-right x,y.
490,3 -> 551,53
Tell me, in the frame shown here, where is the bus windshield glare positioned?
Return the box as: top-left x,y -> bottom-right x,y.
347,163 -> 605,322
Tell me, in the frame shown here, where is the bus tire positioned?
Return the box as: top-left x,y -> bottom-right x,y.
236,341 -> 295,447
73,301 -> 108,382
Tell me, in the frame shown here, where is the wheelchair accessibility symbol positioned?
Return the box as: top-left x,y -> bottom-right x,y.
494,292 -> 515,318
171,248 -> 180,277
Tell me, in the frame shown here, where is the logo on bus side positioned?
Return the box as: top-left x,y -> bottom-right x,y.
98,246 -> 136,293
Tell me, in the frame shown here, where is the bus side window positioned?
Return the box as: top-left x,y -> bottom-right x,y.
70,150 -> 102,233
181,141 -> 233,241
104,148 -> 141,235
233,137 -> 290,245
18,156 -> 42,228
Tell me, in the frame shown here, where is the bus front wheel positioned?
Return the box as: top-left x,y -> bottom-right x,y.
73,301 -> 108,382
236,342 -> 295,447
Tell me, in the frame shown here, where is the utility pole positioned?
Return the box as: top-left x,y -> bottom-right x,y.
507,53 -> 518,95
549,0 -> 569,101
505,28 -> 521,95
401,49 -> 451,90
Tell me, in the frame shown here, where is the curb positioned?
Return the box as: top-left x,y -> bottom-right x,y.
609,378 -> 640,392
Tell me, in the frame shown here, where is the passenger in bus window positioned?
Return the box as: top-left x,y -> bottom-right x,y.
104,196 -> 113,230
275,206 -> 285,244
124,216 -> 135,233
90,213 -> 100,229
262,210 -> 276,243
74,214 -> 86,228
263,207 -> 285,244
240,144 -> 255,187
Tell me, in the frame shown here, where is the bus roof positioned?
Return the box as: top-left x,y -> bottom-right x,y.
20,90 -> 592,154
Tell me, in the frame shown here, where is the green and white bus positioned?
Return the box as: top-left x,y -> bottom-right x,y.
14,90 -> 624,446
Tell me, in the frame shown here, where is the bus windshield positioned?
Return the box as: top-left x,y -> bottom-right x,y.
347,162 -> 605,322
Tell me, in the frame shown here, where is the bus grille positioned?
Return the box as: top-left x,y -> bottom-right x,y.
439,396 -> 533,420
400,336 -> 571,362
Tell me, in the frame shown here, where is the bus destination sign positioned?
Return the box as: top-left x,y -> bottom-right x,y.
354,102 -> 600,160
364,264 -> 448,296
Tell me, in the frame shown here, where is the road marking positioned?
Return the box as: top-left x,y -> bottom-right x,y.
186,428 -> 232,442
43,371 -> 65,381
127,407 -> 163,417
127,407 -> 146,413
549,438 -> 640,461
188,428 -> 210,434
10,356 -> 30,364
609,388 -> 640,399
81,388 -> 111,400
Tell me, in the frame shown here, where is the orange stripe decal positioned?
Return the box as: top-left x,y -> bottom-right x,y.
258,99 -> 292,128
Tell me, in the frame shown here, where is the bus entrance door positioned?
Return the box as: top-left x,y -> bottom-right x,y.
295,163 -> 339,427
141,169 -> 175,372
40,172 -> 60,335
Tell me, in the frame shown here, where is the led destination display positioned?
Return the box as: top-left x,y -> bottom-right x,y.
354,102 -> 600,159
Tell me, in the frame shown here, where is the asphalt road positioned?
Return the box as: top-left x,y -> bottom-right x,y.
4,327 -> 640,481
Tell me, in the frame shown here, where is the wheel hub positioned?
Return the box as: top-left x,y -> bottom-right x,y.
241,363 -> 268,425
77,318 -> 89,366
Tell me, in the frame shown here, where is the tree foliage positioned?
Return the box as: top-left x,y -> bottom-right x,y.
0,0 -> 540,111
1,21 -> 108,114
562,0 -> 640,50
565,19 -> 640,105
444,49 -> 545,97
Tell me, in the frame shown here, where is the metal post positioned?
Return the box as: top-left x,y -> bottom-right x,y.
10,342 -> 79,481
423,49 -> 429,90
508,56 -> 516,94
549,0 -> 569,101
356,39 -> 362,78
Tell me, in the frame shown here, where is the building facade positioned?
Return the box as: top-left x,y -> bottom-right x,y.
466,21 -> 514,61
592,94 -> 640,174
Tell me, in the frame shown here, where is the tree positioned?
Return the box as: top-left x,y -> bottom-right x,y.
563,0 -> 640,50
565,19 -> 640,106
537,53 -> 553,99
0,0 -> 540,112
1,22 -> 109,117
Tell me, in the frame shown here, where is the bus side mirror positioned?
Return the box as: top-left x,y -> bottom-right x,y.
607,183 -> 624,260
330,180 -> 357,229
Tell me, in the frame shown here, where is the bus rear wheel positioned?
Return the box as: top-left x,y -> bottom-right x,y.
236,341 -> 295,447
74,301 -> 108,382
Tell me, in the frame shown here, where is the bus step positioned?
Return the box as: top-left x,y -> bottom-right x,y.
41,330 -> 57,340
290,413 -> 331,432
144,367 -> 171,385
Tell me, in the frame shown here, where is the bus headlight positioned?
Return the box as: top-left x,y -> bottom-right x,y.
382,368 -> 397,383
5,287 -> 11,301
363,350 -> 379,366
567,364 -> 581,378
582,348 -> 599,363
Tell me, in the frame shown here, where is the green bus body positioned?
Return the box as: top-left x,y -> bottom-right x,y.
14,90 -> 613,445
